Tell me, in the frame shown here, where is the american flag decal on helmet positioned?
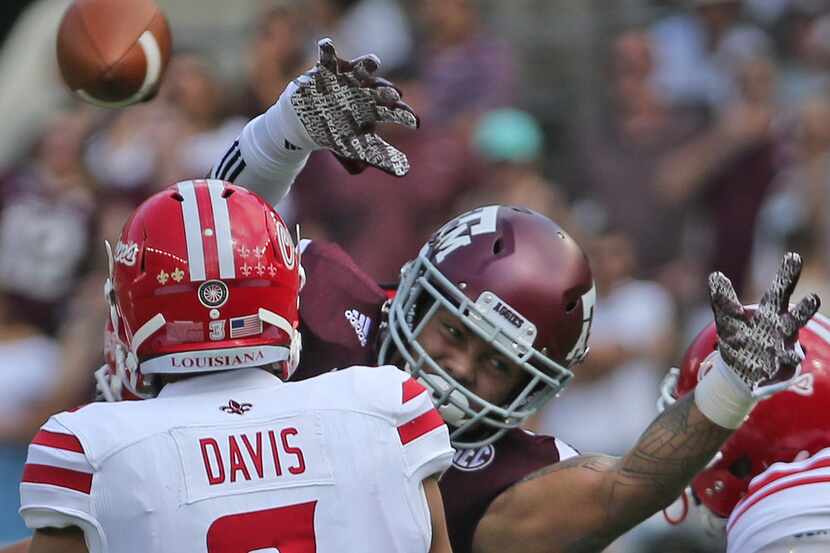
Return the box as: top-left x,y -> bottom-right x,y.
230,314 -> 262,338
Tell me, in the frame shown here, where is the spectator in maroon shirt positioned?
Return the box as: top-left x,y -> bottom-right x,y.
0,107 -> 98,335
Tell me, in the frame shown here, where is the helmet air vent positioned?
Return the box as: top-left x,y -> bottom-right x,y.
728,456 -> 752,478
140,230 -> 148,273
492,238 -> 503,255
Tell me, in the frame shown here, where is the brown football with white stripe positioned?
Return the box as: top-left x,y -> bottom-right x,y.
56,0 -> 172,108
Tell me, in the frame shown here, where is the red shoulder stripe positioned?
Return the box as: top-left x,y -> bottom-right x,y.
744,457 -> 830,497
398,408 -> 444,445
402,378 -> 427,403
31,430 -> 84,454
728,474 -> 830,532
22,464 -> 92,494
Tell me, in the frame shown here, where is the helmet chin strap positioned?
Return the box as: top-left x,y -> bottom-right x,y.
127,314 -> 167,379
258,308 -> 302,378
94,365 -> 117,402
130,314 -> 167,358
103,241 -> 121,339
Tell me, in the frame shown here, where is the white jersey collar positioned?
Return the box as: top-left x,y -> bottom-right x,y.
158,368 -> 282,398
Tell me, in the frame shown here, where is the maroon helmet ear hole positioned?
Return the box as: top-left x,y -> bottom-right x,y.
728,456 -> 752,479
170,192 -> 184,202
222,188 -> 234,199
565,301 -> 577,312
492,238 -> 503,255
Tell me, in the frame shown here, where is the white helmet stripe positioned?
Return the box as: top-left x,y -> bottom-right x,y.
807,318 -> 830,346
177,181 -> 207,281
809,312 -> 830,333
207,180 -> 236,279
566,283 -> 596,362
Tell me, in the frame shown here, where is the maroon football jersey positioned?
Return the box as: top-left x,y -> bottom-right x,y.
443,430 -> 572,552
294,240 -> 388,379
294,240 -> 572,553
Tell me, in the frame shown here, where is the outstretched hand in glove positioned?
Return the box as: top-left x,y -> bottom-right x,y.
287,38 -> 418,177
709,252 -> 820,397
696,252 -> 821,429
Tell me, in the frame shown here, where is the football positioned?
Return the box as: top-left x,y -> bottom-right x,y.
56,0 -> 172,108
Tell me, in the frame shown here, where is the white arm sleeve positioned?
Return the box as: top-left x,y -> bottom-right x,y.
210,81 -> 317,203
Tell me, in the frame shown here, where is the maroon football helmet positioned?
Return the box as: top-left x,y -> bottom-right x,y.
380,205 -> 596,447
659,312 -> 830,519
105,179 -> 303,398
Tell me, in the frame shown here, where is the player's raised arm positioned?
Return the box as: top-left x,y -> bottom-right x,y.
473,253 -> 820,553
209,38 -> 418,200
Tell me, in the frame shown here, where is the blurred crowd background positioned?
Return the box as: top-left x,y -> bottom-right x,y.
2,0 -> 830,550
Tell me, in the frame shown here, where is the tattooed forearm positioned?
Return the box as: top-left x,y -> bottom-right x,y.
549,396 -> 733,552
621,394 -> 730,485
482,396 -> 732,553
607,394 -> 732,526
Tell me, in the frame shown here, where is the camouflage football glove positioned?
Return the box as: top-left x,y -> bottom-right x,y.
708,252 -> 820,398
289,38 -> 418,177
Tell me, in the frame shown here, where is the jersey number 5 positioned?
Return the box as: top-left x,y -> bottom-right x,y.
207,501 -> 317,553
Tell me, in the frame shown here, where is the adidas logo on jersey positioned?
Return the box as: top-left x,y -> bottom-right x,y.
345,309 -> 372,348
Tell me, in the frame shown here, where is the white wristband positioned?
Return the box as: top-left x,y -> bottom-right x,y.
694,351 -> 757,429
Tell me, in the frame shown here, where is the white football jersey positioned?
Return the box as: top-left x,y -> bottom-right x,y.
726,447 -> 830,553
20,366 -> 453,553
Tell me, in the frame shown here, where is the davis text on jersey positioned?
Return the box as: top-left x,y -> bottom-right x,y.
199,426 -> 306,485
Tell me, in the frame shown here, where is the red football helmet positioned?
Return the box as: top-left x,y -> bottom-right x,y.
660,312 -> 830,519
380,205 -> 596,447
105,179 -> 302,398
